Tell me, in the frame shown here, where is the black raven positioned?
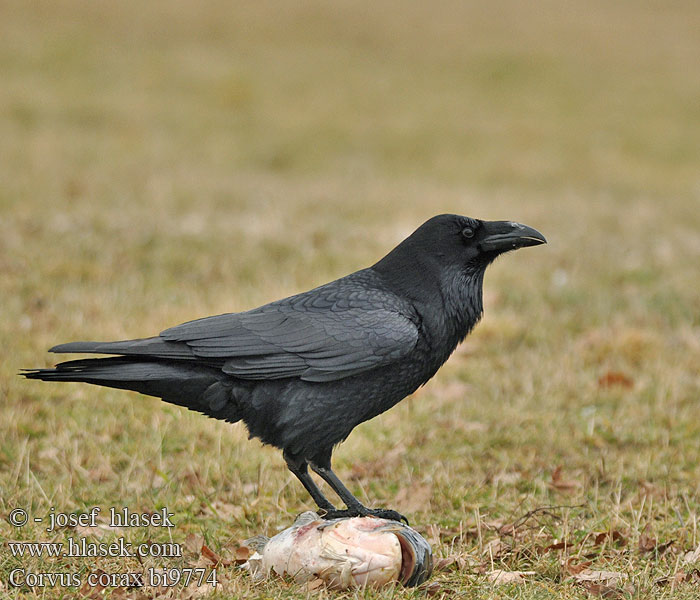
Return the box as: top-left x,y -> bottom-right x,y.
24,214 -> 545,522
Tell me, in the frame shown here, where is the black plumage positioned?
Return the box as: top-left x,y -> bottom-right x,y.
24,214 -> 545,521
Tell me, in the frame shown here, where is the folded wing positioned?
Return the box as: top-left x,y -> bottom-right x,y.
52,275 -> 420,384
162,283 -> 419,382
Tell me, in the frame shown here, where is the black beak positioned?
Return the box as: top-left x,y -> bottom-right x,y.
478,221 -> 547,253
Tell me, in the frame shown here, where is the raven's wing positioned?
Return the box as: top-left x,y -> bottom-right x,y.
161,277 -> 419,383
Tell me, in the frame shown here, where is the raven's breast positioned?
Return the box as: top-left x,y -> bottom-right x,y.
236,337 -> 450,459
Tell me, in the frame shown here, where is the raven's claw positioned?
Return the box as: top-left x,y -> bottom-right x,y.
366,508 -> 409,524
320,507 -> 409,524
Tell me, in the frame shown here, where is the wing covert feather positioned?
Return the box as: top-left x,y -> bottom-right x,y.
161,273 -> 419,382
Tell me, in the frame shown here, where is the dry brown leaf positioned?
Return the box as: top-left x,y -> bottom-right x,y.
549,466 -> 581,493
304,578 -> 326,592
594,530 -> 627,547
434,557 -> 455,571
655,571 -> 700,588
564,558 -> 593,575
543,541 -> 570,552
487,570 -> 535,585
653,574 -> 675,587
423,581 -> 443,596
434,554 -> 473,572
678,570 -> 700,585
78,570 -> 106,599
598,371 -> 634,388
637,526 -> 672,554
638,525 -> 656,552
233,545 -> 252,564
201,543 -> 230,567
494,521 -> 516,536
684,545 -> 700,564
572,569 -> 627,586
678,571 -> 699,585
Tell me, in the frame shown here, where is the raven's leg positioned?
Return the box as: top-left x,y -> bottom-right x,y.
308,454 -> 408,523
283,450 -> 336,512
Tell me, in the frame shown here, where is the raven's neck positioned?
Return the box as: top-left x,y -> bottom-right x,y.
442,267 -> 485,343
371,256 -> 486,352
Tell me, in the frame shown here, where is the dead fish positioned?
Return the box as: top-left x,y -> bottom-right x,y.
243,511 -> 432,588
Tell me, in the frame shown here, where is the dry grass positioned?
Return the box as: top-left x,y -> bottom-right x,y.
1,1 -> 700,598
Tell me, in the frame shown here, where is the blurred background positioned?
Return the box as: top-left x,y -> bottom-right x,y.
1,1 -> 699,596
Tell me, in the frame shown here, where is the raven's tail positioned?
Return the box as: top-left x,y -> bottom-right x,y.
22,357 -> 240,423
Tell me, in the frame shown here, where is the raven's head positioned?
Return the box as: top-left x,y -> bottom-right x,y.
372,214 -> 546,317
457,215 -> 546,267
376,214 -> 546,274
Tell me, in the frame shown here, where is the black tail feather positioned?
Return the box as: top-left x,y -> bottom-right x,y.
49,337 -> 195,360
23,357 -> 240,424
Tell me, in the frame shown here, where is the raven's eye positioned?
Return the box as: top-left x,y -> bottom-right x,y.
461,226 -> 475,239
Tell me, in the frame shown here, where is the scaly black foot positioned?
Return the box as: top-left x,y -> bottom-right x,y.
366,508 -> 409,524
319,508 -> 355,520
307,460 -> 410,524
320,507 -> 408,524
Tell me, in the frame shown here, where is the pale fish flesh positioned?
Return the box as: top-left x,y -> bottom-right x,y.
244,511 -> 432,588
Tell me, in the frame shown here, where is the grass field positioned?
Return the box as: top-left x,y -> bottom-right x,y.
1,1 -> 700,598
